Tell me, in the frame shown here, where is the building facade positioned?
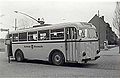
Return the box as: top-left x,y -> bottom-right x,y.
106,23 -> 118,45
89,14 -> 118,48
0,39 -> 5,52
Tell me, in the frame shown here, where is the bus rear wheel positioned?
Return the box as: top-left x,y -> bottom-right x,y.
52,51 -> 64,66
15,50 -> 24,62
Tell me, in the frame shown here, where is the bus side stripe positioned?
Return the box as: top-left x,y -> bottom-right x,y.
12,40 -> 98,44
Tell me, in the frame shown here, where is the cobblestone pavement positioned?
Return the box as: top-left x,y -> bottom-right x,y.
0,47 -> 120,78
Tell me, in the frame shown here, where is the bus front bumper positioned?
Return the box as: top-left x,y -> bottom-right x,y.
82,56 -> 100,62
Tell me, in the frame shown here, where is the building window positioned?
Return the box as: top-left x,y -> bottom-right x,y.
51,28 -> 64,40
28,31 -> 37,41
13,33 -> 18,42
19,32 -> 27,41
38,30 -> 49,40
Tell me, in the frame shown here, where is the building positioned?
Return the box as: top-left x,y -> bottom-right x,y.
89,14 -> 107,48
106,23 -> 118,45
89,14 -> 118,48
0,39 -> 5,52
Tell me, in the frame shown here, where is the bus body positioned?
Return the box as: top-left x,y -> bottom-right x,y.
6,22 -> 100,65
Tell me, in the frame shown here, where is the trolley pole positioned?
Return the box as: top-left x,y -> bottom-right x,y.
14,11 -> 45,25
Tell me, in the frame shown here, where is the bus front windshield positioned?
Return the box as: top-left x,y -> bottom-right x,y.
78,28 -> 97,39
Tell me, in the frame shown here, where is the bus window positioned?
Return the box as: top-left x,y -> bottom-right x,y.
72,28 -> 77,39
78,29 -> 87,38
79,29 -> 97,39
19,32 -> 27,41
66,28 -> 71,39
87,29 -> 97,38
13,33 -> 18,42
51,28 -> 64,40
66,27 -> 77,39
38,30 -> 49,40
28,31 -> 37,41
78,30 -> 82,37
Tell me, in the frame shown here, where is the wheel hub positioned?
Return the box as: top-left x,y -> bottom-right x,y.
54,55 -> 61,62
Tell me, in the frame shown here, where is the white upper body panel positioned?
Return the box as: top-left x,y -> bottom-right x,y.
9,22 -> 96,34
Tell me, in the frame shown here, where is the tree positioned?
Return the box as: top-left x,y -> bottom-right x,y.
113,2 -> 120,31
113,2 -> 120,53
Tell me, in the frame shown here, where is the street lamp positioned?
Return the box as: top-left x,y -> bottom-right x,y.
14,11 -> 45,25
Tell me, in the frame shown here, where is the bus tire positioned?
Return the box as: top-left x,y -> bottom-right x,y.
15,50 -> 24,62
51,51 -> 65,66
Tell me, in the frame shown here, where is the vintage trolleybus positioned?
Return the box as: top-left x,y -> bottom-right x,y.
6,22 -> 100,65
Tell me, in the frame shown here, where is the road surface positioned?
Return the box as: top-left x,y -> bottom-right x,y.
0,47 -> 120,78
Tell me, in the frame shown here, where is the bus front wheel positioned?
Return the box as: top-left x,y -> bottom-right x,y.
15,50 -> 24,62
52,51 -> 65,66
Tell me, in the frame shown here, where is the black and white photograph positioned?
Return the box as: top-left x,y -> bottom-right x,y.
0,0 -> 120,78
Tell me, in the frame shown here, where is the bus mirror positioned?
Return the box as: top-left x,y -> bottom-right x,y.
5,39 -> 11,45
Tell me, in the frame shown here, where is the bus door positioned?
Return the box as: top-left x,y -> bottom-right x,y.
65,27 -> 77,62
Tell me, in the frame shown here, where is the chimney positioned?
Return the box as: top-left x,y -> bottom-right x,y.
101,16 -> 104,21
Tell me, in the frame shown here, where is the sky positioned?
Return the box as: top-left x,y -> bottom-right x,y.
0,0 -> 118,38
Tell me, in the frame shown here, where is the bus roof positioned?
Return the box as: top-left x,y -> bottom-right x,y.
10,22 -> 96,34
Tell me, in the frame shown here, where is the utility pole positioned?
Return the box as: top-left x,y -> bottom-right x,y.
14,18 -> 17,30
98,10 -> 101,51
118,27 -> 120,53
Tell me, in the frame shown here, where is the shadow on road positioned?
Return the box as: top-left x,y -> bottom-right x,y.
10,58 -> 120,70
11,59 -> 97,68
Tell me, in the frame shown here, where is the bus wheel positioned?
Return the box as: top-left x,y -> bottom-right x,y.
15,50 -> 24,62
52,52 -> 65,66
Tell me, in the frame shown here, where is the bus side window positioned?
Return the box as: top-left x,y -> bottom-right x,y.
51,28 -> 64,40
19,32 -> 27,41
13,33 -> 18,42
38,30 -> 49,40
28,31 -> 37,41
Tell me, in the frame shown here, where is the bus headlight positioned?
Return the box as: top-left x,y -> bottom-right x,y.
82,52 -> 86,57
96,50 -> 100,54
